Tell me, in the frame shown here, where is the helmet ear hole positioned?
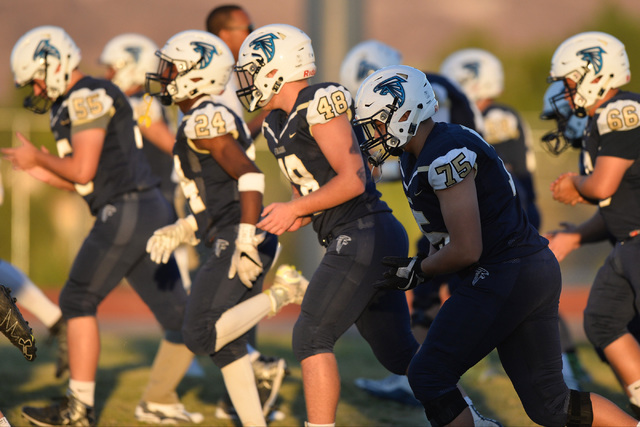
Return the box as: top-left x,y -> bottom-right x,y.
398,110 -> 411,122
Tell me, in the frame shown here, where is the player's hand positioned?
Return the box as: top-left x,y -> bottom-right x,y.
146,216 -> 199,264
550,172 -> 585,205
228,223 -> 265,288
374,255 -> 428,291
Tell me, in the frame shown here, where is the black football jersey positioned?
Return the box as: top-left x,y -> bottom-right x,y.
129,91 -> 175,202
173,97 -> 254,243
262,82 -> 391,243
400,122 -> 546,263
49,76 -> 158,215
582,91 -> 640,241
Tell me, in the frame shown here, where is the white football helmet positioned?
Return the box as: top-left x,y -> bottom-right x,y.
145,30 -> 234,105
353,65 -> 439,166
549,31 -> 630,116
100,33 -> 159,92
439,48 -> 504,102
10,25 -> 81,113
540,80 -> 588,155
235,24 -> 316,111
339,40 -> 402,95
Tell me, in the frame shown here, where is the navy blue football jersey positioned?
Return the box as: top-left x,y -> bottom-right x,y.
129,91 -> 175,202
262,82 -> 391,243
400,122 -> 546,263
581,90 -> 640,241
49,76 -> 159,215
482,103 -> 534,182
173,97 -> 254,243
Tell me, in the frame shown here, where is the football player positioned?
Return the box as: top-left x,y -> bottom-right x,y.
3,26 -> 199,426
339,39 -> 500,425
353,64 -> 638,427
144,29 -> 308,426
235,24 -> 419,426
99,33 -> 176,204
548,31 -> 640,418
441,48 -> 592,391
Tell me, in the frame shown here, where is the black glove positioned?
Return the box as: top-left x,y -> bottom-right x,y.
375,255 -> 428,291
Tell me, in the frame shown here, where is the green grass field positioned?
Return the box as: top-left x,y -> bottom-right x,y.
0,323 -> 635,427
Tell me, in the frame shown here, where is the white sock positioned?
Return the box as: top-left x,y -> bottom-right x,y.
0,416 -> 10,426
628,379 -> 640,406
69,380 -> 95,407
0,262 -> 61,328
305,422 -> 336,427
214,294 -> 272,352
221,355 -> 265,426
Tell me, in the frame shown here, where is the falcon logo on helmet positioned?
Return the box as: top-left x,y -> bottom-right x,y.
124,46 -> 142,63
191,41 -> 218,69
462,61 -> 480,78
249,33 -> 279,62
577,46 -> 606,74
33,40 -> 61,61
374,76 -> 407,107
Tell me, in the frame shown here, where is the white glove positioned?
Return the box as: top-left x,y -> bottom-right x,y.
146,216 -> 199,264
228,223 -> 266,288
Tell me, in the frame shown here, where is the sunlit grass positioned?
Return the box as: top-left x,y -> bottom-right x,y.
0,324 -> 633,426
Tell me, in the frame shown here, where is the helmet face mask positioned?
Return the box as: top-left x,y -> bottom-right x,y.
145,54 -> 180,106
549,31 -> 630,114
21,79 -> 54,114
540,81 -> 587,155
235,24 -> 316,112
146,30 -> 234,106
234,58 -> 269,112
11,25 -> 81,113
353,65 -> 439,167
355,100 -> 403,167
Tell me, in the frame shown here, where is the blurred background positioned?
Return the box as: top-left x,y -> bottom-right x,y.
1,0 -> 640,290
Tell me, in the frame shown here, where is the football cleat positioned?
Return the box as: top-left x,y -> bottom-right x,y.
0,285 -> 37,361
354,373 -> 421,406
22,390 -> 95,426
135,401 -> 204,425
48,317 -> 68,378
265,265 -> 308,316
253,355 -> 288,417
215,354 -> 289,422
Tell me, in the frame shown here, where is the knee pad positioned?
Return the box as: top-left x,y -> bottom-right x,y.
566,390 -> 593,427
422,388 -> 467,427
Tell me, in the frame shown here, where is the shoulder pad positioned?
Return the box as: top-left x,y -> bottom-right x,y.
428,147 -> 477,190
184,103 -> 237,140
68,87 -> 113,124
597,98 -> 640,136
482,107 -> 520,144
306,84 -> 352,126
